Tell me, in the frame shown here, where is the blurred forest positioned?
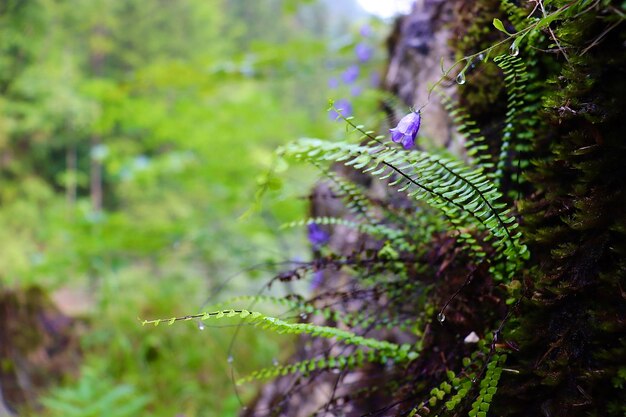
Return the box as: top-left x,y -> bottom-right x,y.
0,0 -> 385,415
3,0 -> 626,416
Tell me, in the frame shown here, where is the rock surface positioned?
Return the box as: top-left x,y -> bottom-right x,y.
242,2 -> 460,415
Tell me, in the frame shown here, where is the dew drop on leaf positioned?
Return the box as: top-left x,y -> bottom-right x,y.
227,355 -> 234,364
197,321 -> 206,331
456,72 -> 466,85
509,44 -> 519,57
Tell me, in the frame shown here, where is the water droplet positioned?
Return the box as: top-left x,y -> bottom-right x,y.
478,53 -> 485,61
509,44 -> 519,57
455,72 -> 466,85
227,355 -> 234,364
299,313 -> 308,320
272,357 -> 279,366
437,312 -> 446,323
197,321 -> 205,331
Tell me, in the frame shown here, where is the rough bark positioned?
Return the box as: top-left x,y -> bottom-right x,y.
244,2 -> 459,415
245,1 -> 626,415
384,0 -> 457,150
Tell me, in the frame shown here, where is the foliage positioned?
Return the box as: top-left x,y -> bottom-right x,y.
143,309 -> 417,361
142,0 -> 626,415
40,365 -> 151,417
0,0 -> 381,416
3,0 -> 624,415
147,39 -> 533,417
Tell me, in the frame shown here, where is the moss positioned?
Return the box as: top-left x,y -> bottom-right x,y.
439,1 -> 626,415
244,1 -> 625,415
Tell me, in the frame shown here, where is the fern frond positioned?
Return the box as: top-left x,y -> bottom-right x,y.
282,216 -> 413,252
436,90 -> 494,175
469,353 -> 507,416
279,139 -> 528,277
412,350 -> 507,414
209,293 -> 419,336
312,113 -> 528,275
236,349 -> 372,385
493,54 -> 530,190
142,309 -> 418,360
500,0 -> 536,30
314,163 -> 377,223
315,164 -> 445,254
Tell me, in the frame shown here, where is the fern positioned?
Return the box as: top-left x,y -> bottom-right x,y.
282,216 -> 414,252
318,108 -> 527,266
40,365 -> 150,417
468,353 -> 507,417
493,54 -> 531,190
215,292 -> 419,336
142,309 -> 419,361
437,90 -> 494,175
236,349 -> 372,384
313,162 -> 447,257
314,163 -> 377,222
500,0 -> 536,31
132,2 -> 622,415
408,351 -> 507,417
279,138 -> 528,278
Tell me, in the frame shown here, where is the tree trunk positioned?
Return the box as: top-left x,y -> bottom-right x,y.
66,145 -> 77,208
245,1 -> 625,415
89,25 -> 107,213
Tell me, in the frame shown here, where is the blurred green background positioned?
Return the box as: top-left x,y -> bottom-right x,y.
0,0 -> 390,415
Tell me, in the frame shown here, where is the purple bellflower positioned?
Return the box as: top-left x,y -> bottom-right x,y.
307,223 -> 329,248
341,65 -> 359,84
355,43 -> 373,63
390,111 -> 421,149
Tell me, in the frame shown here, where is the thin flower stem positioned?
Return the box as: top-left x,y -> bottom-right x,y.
419,0 -> 583,111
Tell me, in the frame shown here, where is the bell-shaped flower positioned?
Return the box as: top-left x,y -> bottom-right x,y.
307,223 -> 329,248
389,111 -> 421,149
341,65 -> 359,84
355,43 -> 373,63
